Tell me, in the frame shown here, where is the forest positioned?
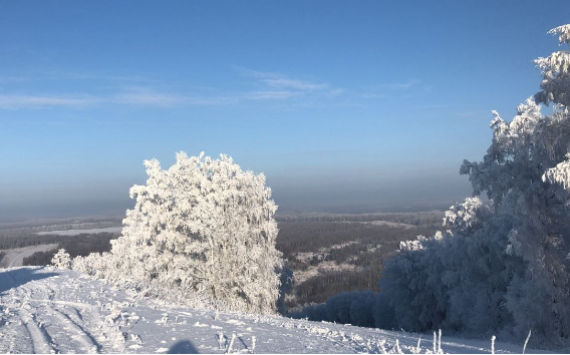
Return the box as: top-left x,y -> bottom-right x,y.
276,218 -> 438,307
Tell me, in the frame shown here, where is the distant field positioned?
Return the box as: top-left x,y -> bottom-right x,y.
36,227 -> 122,236
0,244 -> 59,268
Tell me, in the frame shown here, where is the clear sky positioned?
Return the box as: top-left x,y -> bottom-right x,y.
1,1 -> 569,219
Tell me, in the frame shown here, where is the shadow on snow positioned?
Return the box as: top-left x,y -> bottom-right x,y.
0,267 -> 58,294
168,340 -> 200,354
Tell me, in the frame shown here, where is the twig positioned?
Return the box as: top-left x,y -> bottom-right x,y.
251,336 -> 256,354
226,333 -> 236,354
395,339 -> 403,354
522,330 -> 532,354
218,332 -> 224,350
416,335 -> 422,354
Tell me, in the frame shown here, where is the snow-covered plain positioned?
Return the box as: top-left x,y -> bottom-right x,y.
0,244 -> 59,268
0,267 -> 547,354
36,227 -> 123,236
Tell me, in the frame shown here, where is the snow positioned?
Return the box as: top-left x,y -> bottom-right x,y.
0,244 -> 59,267
36,227 -> 123,236
0,266 -> 549,354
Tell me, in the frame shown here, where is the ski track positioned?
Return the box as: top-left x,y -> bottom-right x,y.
0,267 -> 552,354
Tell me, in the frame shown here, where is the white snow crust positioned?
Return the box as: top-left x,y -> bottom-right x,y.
0,267 -> 548,354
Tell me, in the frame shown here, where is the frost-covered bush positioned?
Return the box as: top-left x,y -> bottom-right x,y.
291,291 -> 394,329
72,152 -> 283,314
72,252 -> 107,277
381,202 -> 524,336
372,292 -> 395,330
51,249 -> 71,269
379,25 -> 570,348
276,263 -> 294,315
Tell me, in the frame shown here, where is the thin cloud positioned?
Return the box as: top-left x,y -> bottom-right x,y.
113,92 -> 181,107
373,79 -> 421,91
246,90 -> 298,100
361,79 -> 429,100
235,67 -> 280,80
0,95 -> 100,109
0,69 -> 345,110
237,67 -> 341,98
40,70 -> 161,85
361,93 -> 387,99
262,78 -> 329,91
0,91 -> 241,110
327,88 -> 345,96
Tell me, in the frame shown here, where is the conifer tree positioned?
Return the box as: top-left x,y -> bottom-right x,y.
381,25 -> 570,346
74,152 -> 282,314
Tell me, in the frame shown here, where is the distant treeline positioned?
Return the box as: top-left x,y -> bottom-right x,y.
276,211 -> 444,228
0,234 -> 75,250
0,216 -> 122,236
22,233 -> 119,266
277,221 -> 435,269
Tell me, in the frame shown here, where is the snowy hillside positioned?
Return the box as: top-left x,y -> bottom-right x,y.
0,267 -> 545,354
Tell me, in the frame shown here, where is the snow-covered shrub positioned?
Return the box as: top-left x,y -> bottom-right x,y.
290,302 -> 328,321
72,252 -> 107,277
291,291 -> 388,328
51,249 -> 71,269
348,291 -> 376,327
324,291 -> 354,323
380,24 -> 570,348
72,152 -> 283,314
381,204 -> 524,335
380,234 -> 447,333
276,263 -> 294,315
372,292 -> 395,330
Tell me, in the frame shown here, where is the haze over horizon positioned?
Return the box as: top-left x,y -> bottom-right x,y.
2,1 -> 568,220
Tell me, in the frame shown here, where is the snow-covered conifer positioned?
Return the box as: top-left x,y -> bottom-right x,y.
381,24 -> 570,347
73,152 -> 282,314
461,28 -> 570,342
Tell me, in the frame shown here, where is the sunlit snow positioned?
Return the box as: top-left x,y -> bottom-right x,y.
0,267 -> 546,354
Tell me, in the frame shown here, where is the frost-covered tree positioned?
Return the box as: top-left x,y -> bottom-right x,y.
380,25 -> 570,347
74,152 -> 282,314
461,25 -> 570,343
51,249 -> 71,269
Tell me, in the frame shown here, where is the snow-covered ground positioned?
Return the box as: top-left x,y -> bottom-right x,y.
36,227 -> 123,236
0,244 -> 59,268
0,267 -> 547,354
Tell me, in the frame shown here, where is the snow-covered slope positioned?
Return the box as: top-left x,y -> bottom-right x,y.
0,267 -> 546,354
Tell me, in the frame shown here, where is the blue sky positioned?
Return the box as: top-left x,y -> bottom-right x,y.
1,1 -> 569,219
